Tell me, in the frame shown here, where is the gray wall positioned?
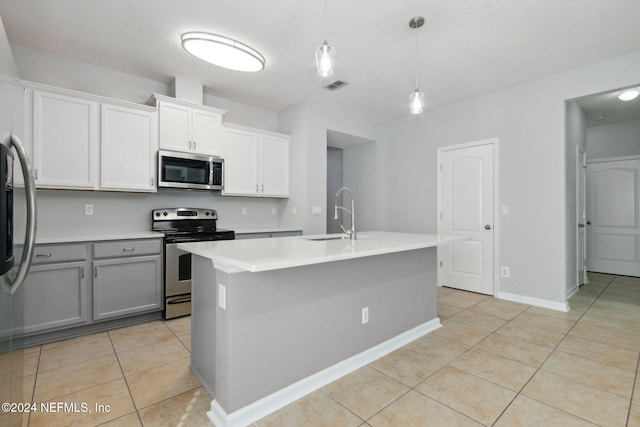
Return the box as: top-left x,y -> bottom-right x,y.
326,147 -> 343,234
377,50 -> 640,305
0,17 -> 19,79
587,119 -> 640,160
343,141 -> 378,233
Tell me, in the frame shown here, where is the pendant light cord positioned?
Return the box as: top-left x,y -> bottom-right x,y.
414,23 -> 419,89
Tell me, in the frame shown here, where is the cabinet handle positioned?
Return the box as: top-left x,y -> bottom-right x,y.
256,184 -> 258,192
122,248 -> 135,252
261,184 -> 264,192
34,169 -> 38,180
193,141 -> 197,150
36,253 -> 52,258
81,266 -> 85,278
151,177 -> 154,186
94,266 -> 98,278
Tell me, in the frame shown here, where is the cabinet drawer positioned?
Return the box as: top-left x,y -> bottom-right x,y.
32,244 -> 88,264
93,239 -> 162,259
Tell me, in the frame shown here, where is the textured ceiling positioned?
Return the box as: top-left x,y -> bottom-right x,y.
1,0 -> 640,123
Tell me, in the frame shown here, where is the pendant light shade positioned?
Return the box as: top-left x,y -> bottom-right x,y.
182,32 -> 265,72
409,17 -> 425,115
409,89 -> 425,115
316,40 -> 336,77
316,0 -> 335,77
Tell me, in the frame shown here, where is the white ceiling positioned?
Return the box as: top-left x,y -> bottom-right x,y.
1,0 -> 640,123
575,86 -> 640,127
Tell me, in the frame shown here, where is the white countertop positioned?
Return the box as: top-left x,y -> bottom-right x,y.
33,231 -> 164,245
233,227 -> 303,234
178,231 -> 445,273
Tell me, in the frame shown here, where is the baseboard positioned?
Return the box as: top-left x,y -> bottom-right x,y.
207,318 -> 442,427
497,291 -> 569,312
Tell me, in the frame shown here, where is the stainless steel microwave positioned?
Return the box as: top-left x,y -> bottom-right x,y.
158,150 -> 223,190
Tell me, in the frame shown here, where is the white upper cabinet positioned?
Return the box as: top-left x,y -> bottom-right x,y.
152,94 -> 226,157
222,123 -> 290,198
101,103 -> 158,192
223,126 -> 259,195
25,83 -> 159,192
30,88 -> 99,189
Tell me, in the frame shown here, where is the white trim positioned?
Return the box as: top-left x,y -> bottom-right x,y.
437,138 -> 499,295
497,291 -> 570,312
207,318 -> 442,427
587,155 -> 640,164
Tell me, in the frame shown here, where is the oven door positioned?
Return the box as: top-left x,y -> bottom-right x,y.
165,242 -> 192,297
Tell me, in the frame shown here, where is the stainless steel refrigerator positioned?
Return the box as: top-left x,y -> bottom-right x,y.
0,67 -> 37,427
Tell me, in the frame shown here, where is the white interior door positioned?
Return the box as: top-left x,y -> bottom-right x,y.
587,158 -> 640,276
577,148 -> 587,285
439,142 -> 495,295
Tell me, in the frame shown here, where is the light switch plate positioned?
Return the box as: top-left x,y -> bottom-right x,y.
312,205 -> 322,215
218,284 -> 226,310
84,204 -> 93,215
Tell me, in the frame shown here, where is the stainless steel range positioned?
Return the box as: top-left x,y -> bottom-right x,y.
152,208 -> 234,319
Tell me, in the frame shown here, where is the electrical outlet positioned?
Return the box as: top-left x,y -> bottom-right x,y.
241,206 -> 247,215
218,284 -> 226,310
362,307 -> 369,324
84,204 -> 93,216
292,206 -> 297,215
271,205 -> 277,215
501,205 -> 510,215
501,266 -> 510,278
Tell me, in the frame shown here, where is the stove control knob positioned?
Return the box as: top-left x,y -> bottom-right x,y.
163,211 -> 168,216
205,211 -> 210,216
155,212 -> 160,217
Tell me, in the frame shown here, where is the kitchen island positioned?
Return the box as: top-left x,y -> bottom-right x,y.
179,231 -> 444,427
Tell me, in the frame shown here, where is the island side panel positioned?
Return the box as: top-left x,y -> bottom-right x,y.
190,256 -> 219,398
216,247 -> 437,413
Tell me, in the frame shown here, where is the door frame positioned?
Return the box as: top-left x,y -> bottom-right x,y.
437,137 -> 500,294
576,146 -> 588,287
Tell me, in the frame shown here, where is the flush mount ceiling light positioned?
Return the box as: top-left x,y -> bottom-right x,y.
618,89 -> 639,101
409,17 -> 425,115
181,32 -> 265,72
315,0 -> 335,77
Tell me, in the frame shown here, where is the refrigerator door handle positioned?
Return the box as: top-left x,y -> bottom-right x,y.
2,133 -> 37,296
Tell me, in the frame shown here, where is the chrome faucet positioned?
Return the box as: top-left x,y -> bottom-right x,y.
334,186 -> 356,240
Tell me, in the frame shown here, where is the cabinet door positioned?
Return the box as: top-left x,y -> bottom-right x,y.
158,101 -> 191,152
223,127 -> 259,195
20,261 -> 88,334
260,135 -> 290,197
192,109 -> 222,156
93,255 -> 162,321
101,104 -> 158,192
32,90 -> 99,189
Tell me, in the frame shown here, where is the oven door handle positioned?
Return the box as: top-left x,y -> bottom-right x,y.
167,296 -> 191,304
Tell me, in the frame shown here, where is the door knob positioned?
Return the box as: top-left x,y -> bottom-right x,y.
484,225 -> 492,230
578,223 -> 585,228
586,221 -> 592,225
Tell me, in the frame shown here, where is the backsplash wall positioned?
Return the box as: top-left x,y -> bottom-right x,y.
13,189 -> 289,240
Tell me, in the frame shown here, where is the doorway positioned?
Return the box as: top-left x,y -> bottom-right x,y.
438,139 -> 498,295
570,85 -> 640,282
326,130 -> 377,234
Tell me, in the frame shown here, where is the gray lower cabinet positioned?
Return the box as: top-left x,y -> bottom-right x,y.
20,244 -> 89,334
20,238 -> 163,336
92,239 -> 163,321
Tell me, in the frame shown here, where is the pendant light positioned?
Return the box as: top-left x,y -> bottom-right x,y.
409,17 -> 425,115
316,0 -> 335,77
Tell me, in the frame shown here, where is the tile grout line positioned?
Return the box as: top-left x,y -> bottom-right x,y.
104,328 -> 141,427
489,277 -> 608,426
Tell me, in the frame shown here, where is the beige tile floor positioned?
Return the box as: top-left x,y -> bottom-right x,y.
9,272 -> 640,426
